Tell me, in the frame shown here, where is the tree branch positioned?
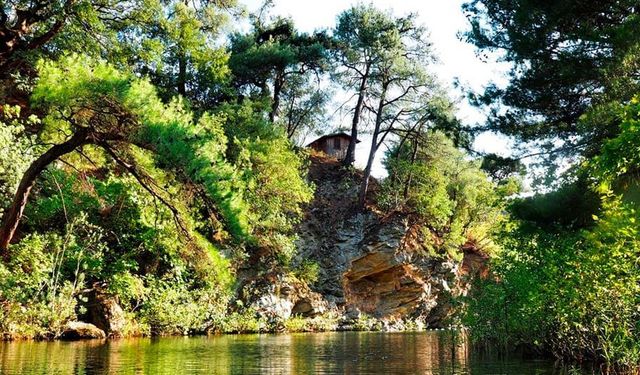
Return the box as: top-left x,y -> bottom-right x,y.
98,141 -> 191,240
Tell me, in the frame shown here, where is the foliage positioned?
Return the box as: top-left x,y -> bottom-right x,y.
283,316 -> 308,332
0,0 -> 141,72
457,5 -> 640,368
0,106 -> 40,215
509,177 -> 600,230
121,0 -> 237,104
480,154 -> 526,182
228,15 -> 330,127
218,100 -> 314,260
0,216 -> 104,338
353,314 -> 383,331
140,275 -> 229,336
281,314 -> 341,333
590,97 -> 640,192
291,259 -> 320,285
216,309 -> 265,334
380,131 -> 506,255
466,195 -> 640,368
0,50 -> 314,337
333,4 -> 431,165
33,54 -> 249,239
463,0 -> 640,159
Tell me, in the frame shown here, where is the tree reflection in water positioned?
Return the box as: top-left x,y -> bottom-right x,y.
0,331 -> 575,374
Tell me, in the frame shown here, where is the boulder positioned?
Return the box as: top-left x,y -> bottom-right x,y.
253,292 -> 295,320
80,283 -> 127,337
243,274 -> 328,321
60,321 -> 106,340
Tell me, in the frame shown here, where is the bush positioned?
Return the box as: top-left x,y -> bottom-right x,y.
464,197 -> 640,368
291,259 -> 320,285
379,131 -> 506,257
140,276 -> 229,336
284,316 -> 308,332
0,232 -> 79,339
215,309 -> 264,334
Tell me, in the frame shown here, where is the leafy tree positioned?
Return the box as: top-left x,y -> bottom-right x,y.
280,73 -> 330,141
333,4 -> 409,165
591,97 -> 640,194
0,54 -> 246,256
0,106 -> 39,216
380,131 -> 505,255
1,52 -> 313,260
463,0 -> 640,159
355,12 -> 437,207
0,0 -> 136,73
510,177 -> 600,230
466,197 -> 640,367
466,98 -> 640,368
228,16 -> 329,126
480,154 -> 525,182
121,0 -> 239,105
215,100 -> 314,259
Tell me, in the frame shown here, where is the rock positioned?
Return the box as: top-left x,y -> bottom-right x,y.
254,293 -> 295,320
60,321 -> 106,340
340,213 -> 484,325
80,283 -> 127,337
344,305 -> 361,320
341,215 -> 429,319
242,274 -> 328,321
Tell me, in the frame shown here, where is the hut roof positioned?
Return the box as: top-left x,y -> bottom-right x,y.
307,132 -> 361,146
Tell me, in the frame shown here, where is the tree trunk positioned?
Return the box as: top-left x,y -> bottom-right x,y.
177,52 -> 187,97
0,16 -> 65,74
358,82 -> 388,207
176,0 -> 190,97
344,63 -> 370,166
0,128 -> 90,260
269,71 -> 285,123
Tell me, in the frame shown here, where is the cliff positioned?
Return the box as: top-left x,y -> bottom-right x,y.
242,153 -> 488,329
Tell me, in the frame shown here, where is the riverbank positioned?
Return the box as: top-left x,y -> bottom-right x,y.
0,308 -> 452,341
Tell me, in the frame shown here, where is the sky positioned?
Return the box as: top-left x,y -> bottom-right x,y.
241,0 -> 513,177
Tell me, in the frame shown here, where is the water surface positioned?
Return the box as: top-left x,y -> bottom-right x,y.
0,331 -> 585,374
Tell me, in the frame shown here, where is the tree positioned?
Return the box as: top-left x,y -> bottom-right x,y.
480,154 -> 525,182
380,131 -> 505,255
333,5 -> 405,165
0,0 -> 154,114
0,0 -> 128,73
122,0 -> 239,106
354,13 -> 436,206
0,55 -> 246,258
280,73 -> 330,141
2,54 -> 314,265
463,0 -> 640,159
228,16 -> 329,125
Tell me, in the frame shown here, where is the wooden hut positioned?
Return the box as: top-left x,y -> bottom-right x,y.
307,132 -> 360,159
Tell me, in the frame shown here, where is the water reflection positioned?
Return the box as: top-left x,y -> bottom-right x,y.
0,331 -> 578,374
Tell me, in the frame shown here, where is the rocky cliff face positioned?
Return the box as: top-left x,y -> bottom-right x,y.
295,154 -> 488,326
246,153 -> 487,328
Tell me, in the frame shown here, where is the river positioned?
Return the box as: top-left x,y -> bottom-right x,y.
0,331 -> 588,374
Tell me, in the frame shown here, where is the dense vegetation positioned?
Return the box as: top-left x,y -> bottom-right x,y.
1,0 -> 639,371
461,0 -> 640,371
0,1 -> 474,338
0,0 -> 318,337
